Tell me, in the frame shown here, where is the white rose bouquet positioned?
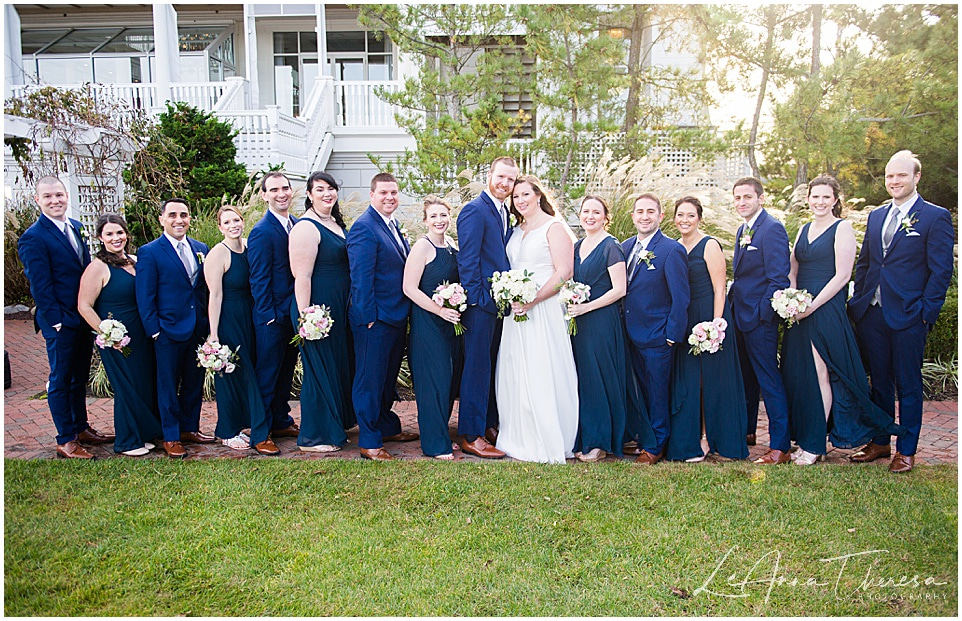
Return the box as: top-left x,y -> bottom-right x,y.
558,279 -> 591,336
94,314 -> 131,357
432,281 -> 468,336
687,317 -> 727,356
291,304 -> 334,346
771,288 -> 813,328
196,340 -> 239,376
489,269 -> 538,323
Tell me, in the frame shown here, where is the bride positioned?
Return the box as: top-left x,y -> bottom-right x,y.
494,175 -> 579,463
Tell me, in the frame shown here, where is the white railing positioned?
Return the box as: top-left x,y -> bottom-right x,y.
169,82 -> 229,111
301,76 -> 335,173
221,106 -> 308,177
9,82 -> 159,112
212,77 -> 249,112
334,80 -> 401,128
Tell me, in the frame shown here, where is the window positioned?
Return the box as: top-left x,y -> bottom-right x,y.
326,30 -> 394,81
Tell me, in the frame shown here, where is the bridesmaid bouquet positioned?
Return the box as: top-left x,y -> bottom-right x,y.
771,288 -> 813,328
489,269 -> 538,322
688,317 -> 727,355
558,279 -> 591,336
94,314 -> 131,357
432,281 -> 468,336
291,304 -> 334,346
196,341 -> 240,376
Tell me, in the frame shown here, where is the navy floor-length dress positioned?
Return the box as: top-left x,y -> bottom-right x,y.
94,264 -> 162,452
291,219 -> 355,448
409,240 -> 464,457
666,236 -> 748,460
570,235 -> 628,456
213,246 -> 263,440
782,221 -> 903,454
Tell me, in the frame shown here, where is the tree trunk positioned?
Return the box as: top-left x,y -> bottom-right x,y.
795,4 -> 821,186
748,12 -> 776,180
623,5 -> 648,134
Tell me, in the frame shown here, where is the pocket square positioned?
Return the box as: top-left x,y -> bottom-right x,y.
747,245 -> 759,251
647,264 -> 656,270
905,232 -> 921,237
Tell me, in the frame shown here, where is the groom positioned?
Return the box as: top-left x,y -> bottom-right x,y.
848,150 -> 954,473
455,156 -> 518,459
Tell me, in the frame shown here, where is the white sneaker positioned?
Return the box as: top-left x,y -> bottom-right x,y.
121,446 -> 150,456
144,442 -> 156,451
298,444 -> 341,453
222,433 -> 251,450
793,449 -> 821,466
684,453 -> 706,463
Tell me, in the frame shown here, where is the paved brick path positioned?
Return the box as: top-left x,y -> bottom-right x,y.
4,319 -> 957,465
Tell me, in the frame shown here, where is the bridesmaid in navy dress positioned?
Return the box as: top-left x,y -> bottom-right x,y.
78,213 -> 161,456
289,171 -> 355,452
782,176 -> 903,465
403,197 -> 464,460
666,197 -> 748,461
566,196 -> 629,462
204,206 -> 267,452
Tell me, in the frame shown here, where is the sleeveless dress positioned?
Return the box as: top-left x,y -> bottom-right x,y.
93,264 -> 162,452
291,219 -> 355,448
212,246 -> 263,440
666,236 -> 748,460
570,235 -> 628,456
409,240 -> 464,457
782,221 -> 904,454
495,218 -> 579,463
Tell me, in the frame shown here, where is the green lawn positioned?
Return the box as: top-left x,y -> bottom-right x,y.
4,459 -> 957,616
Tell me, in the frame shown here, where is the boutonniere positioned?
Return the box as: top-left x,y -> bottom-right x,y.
899,214 -> 919,235
509,214 -> 518,228
195,252 -> 205,264
398,222 -> 410,243
739,227 -> 755,248
638,249 -> 655,267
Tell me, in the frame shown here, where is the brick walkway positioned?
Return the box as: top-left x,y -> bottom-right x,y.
3,319 -> 957,465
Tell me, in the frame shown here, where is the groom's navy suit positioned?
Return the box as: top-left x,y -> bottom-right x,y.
456,191 -> 512,438
18,214 -> 94,445
347,205 -> 411,449
135,234 -> 209,442
247,210 -> 298,445
729,208 -> 791,452
622,229 -> 689,455
848,195 -> 953,455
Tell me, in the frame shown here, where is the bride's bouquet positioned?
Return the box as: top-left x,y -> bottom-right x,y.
558,279 -> 591,336
432,281 -> 468,335
771,288 -> 813,328
94,314 -> 131,357
291,304 -> 334,346
687,317 -> 727,356
196,340 -> 240,376
489,269 -> 538,322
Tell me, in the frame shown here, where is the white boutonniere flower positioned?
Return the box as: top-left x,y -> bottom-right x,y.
398,222 -> 410,244
739,227 -> 755,248
899,214 -> 919,236
638,249 -> 655,268
509,214 -> 518,228
196,251 -> 205,264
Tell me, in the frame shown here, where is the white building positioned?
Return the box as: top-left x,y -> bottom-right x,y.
5,3 -> 744,219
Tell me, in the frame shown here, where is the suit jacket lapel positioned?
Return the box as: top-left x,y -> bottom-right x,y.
885,197 -> 921,256
370,206 -> 406,259
160,236 -> 192,282
41,215 -> 77,258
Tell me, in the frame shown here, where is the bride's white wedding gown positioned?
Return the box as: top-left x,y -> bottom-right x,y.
495,217 -> 579,463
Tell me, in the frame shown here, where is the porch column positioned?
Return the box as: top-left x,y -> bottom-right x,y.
243,4 -> 259,107
316,4 -> 329,76
153,4 -> 180,107
4,5 -> 24,99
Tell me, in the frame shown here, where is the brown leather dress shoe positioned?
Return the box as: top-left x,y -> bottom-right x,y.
77,427 -> 115,444
360,447 -> 395,461
383,431 -> 419,443
180,431 -> 216,444
850,442 -> 891,463
254,439 -> 281,455
746,433 -> 756,446
163,441 -> 188,459
458,437 -> 506,459
753,449 -> 790,465
56,441 -> 94,459
484,427 -> 499,446
889,452 -> 915,473
634,449 -> 663,465
622,440 -> 642,455
271,424 -> 300,438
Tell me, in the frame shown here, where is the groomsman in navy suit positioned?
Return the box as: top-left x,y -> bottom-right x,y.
246,171 -> 301,456
622,193 -> 689,465
346,173 -> 417,461
455,156 -> 519,459
18,176 -> 114,459
848,150 -> 954,473
135,198 -> 213,459
729,177 -> 792,464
